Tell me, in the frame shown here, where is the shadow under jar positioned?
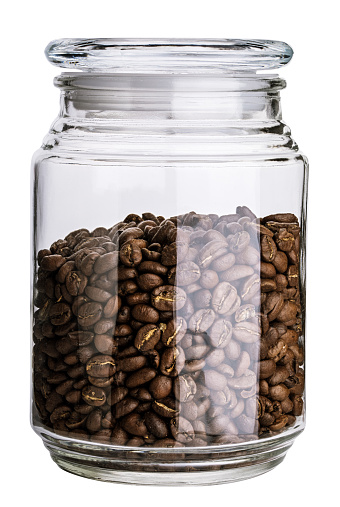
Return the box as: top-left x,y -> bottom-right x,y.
31,39 -> 308,485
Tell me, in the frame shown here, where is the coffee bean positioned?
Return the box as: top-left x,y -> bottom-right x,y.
107,386 -> 128,406
261,235 -> 277,262
160,347 -> 185,377
86,355 -> 116,378
130,304 -> 158,324
145,411 -> 168,438
152,397 -> 179,418
161,317 -> 187,347
189,309 -> 215,333
176,261 -> 201,286
149,375 -> 172,399
134,324 -> 161,351
81,386 -> 106,407
125,367 -> 157,388
209,318 -> 232,348
40,255 -> 66,272
199,269 -> 219,289
115,397 -> 139,418
121,413 -> 148,436
151,285 -> 187,311
94,252 -> 119,274
119,242 -> 143,267
170,416 -> 194,443
197,240 -> 228,269
77,302 -> 102,327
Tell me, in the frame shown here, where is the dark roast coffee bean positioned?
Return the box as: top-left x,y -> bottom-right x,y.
145,412 -> 168,438
94,252 -> 119,274
149,375 -> 172,399
66,271 -> 88,296
77,302 -> 102,327
117,355 -> 147,372
81,386 -> 106,407
151,285 -> 187,311
131,304 -> 159,324
121,413 -> 148,437
40,255 -> 66,272
115,397 -> 139,418
137,273 -> 163,291
86,355 -> 116,378
161,317 -> 187,347
125,368 -> 157,388
134,324 -> 161,351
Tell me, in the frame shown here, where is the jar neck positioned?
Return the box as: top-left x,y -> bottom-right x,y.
55,73 -> 285,124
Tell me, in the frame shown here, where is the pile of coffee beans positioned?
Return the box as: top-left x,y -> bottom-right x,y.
32,207 -> 304,447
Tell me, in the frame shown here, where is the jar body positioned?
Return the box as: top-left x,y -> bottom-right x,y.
31,69 -> 307,485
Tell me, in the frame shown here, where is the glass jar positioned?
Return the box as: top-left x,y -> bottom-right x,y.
31,39 -> 307,485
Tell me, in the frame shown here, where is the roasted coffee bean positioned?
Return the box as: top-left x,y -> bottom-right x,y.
160,347 -> 185,377
94,252 -> 119,274
189,309 -> 215,333
40,255 -> 66,272
170,416 -> 194,443
86,355 -> 116,378
151,285 -> 187,311
67,330 -> 94,347
81,386 -> 106,407
152,397 -> 179,418
145,412 -> 168,438
115,397 -> 139,418
173,374 -> 197,402
199,269 -> 219,289
49,302 -> 72,326
121,413 -> 148,437
149,375 -> 172,399
261,235 -> 277,262
131,304 -> 159,324
134,324 -> 161,351
95,321 -> 116,338
137,273 -> 163,291
193,289 -> 212,309
176,261 -> 201,286
119,242 -> 143,267
50,405 -> 71,424
117,355 -> 147,372
208,319 -> 232,348
77,302 -> 102,327
125,368 -> 157,388
161,317 -> 187,347
66,271 -> 88,296
212,282 -> 239,314
94,334 -> 117,355
107,386 -> 128,406
239,274 -> 261,302
197,240 -> 228,269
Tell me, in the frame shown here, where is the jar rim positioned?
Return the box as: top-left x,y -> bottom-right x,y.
45,38 -> 293,74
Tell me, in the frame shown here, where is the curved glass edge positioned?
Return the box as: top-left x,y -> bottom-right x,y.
45,38 -> 293,73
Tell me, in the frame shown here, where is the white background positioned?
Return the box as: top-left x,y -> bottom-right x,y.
1,0 -> 339,504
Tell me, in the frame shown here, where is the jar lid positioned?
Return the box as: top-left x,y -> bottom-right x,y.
45,38 -> 293,74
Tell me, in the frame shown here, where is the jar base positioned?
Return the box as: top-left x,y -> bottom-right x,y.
38,425 -> 303,485
51,454 -> 286,485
